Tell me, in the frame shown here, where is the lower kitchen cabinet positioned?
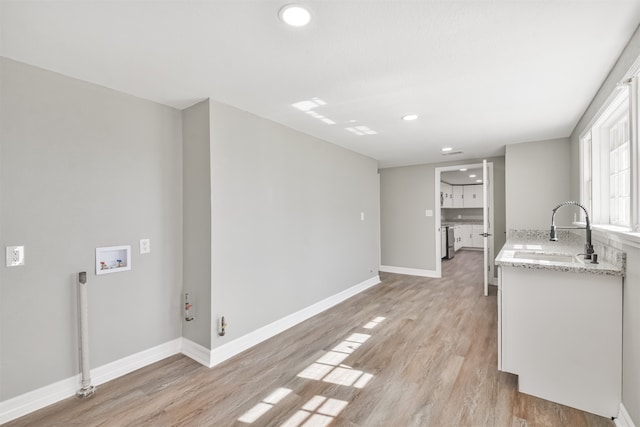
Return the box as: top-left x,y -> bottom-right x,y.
472,225 -> 484,247
498,265 -> 621,418
458,224 -> 483,249
453,225 -> 463,251
462,224 -> 472,247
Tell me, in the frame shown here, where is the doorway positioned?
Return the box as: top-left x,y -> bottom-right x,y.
434,161 -> 495,295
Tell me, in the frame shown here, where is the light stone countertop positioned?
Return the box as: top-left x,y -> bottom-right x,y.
442,221 -> 483,226
495,230 -> 625,277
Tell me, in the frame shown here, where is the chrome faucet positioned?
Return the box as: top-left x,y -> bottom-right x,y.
550,201 -> 594,260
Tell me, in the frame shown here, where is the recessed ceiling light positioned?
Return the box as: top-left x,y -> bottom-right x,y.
469,174 -> 477,178
476,179 -> 482,183
441,147 -> 453,152
279,4 -> 311,27
459,168 -> 467,172
402,114 -> 418,121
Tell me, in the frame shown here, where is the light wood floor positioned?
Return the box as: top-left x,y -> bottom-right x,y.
6,251 -> 614,427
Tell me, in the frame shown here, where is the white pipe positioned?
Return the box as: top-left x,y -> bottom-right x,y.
76,272 -> 95,398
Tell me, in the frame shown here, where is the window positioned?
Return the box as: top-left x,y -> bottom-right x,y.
580,132 -> 592,221
580,75 -> 636,230
608,110 -> 630,226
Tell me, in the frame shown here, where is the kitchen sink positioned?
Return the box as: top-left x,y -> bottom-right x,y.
512,252 -> 580,263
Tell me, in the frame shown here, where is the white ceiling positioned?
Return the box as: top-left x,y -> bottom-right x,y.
442,167 -> 484,186
2,1 -> 639,168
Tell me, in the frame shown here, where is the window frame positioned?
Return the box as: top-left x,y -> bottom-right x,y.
578,69 -> 640,238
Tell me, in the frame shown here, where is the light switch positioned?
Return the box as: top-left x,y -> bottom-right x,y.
139,239 -> 151,254
425,209 -> 433,217
6,246 -> 25,267
360,212 -> 365,221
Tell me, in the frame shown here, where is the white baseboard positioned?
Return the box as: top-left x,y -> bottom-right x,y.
181,338 -> 212,367
0,338 -> 181,425
0,276 -> 382,423
0,375 -> 80,425
209,275 -> 381,367
92,338 -> 182,386
616,403 -> 637,427
380,265 -> 439,278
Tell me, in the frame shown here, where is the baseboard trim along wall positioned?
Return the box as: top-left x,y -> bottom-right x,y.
181,337 -> 212,367
0,276 -> 381,424
616,403 -> 637,427
0,338 -> 182,424
207,275 -> 381,367
379,265 -> 439,278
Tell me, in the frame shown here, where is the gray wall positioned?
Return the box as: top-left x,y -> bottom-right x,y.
0,59 -> 183,400
569,24 -> 640,426
380,156 -> 505,271
380,164 -> 435,269
182,100 -> 212,348
208,99 -> 380,344
0,59 -> 380,404
505,138 -> 572,231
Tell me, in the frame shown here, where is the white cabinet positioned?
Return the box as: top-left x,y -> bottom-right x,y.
452,225 -> 462,251
463,185 -> 483,208
440,182 -> 453,208
498,266 -> 622,417
472,225 -> 484,248
462,224 -> 472,247
446,184 -> 482,208
460,224 -> 484,248
452,186 -> 464,208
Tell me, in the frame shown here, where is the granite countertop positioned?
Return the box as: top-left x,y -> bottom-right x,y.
495,230 -> 625,277
442,221 -> 483,227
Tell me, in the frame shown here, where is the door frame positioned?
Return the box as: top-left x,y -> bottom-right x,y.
434,162 -> 495,285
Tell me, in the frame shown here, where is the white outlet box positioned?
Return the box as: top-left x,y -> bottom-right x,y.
6,246 -> 25,267
139,239 -> 151,254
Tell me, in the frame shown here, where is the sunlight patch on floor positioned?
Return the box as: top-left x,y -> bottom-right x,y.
238,316 -> 385,424
237,387 -> 292,423
363,316 -> 386,329
296,331 -> 372,386
281,395 -> 349,427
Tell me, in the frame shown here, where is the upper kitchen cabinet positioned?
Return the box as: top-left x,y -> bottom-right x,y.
463,185 -> 483,208
452,186 -> 464,208
442,184 -> 482,208
440,182 -> 453,208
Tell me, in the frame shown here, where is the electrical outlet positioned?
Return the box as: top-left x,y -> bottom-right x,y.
139,239 -> 151,254
6,246 -> 25,267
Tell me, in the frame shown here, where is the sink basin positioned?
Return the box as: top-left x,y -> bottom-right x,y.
512,252 -> 579,263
